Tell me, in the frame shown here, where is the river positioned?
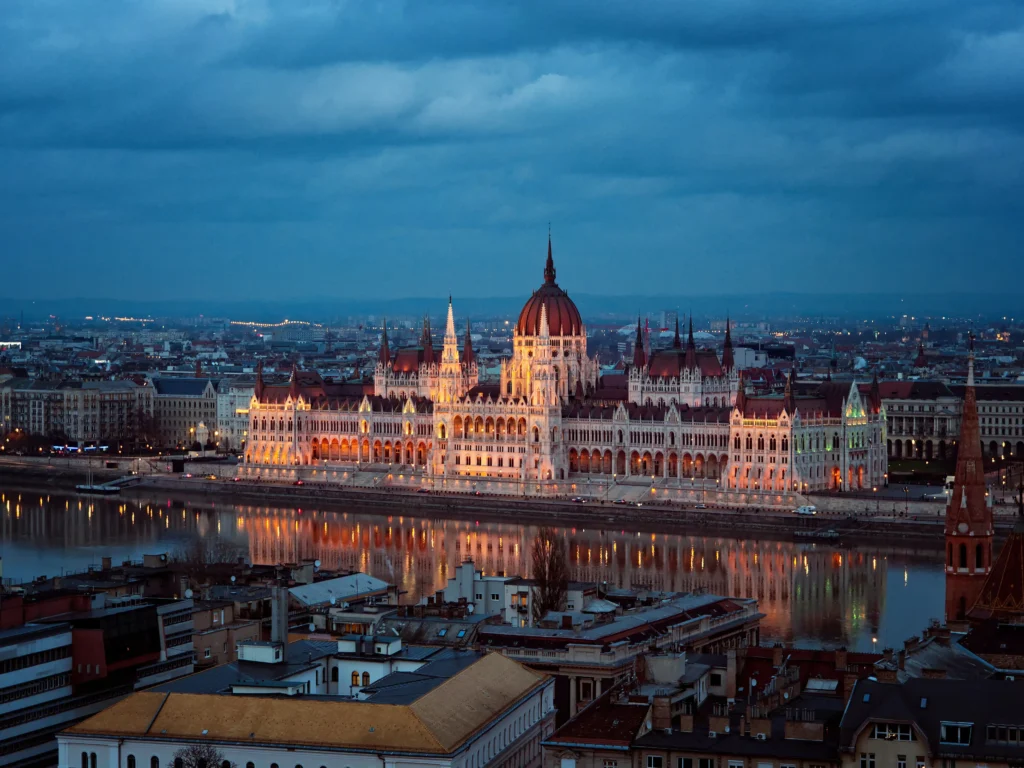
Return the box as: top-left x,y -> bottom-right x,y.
0,486 -> 945,652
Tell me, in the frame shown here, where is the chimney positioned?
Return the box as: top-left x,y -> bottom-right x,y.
772,643 -> 785,667
835,647 -> 848,671
101,556 -> 112,571
897,649 -> 906,671
876,666 -> 898,683
882,648 -> 894,662
652,696 -> 672,731
726,649 -> 737,701
561,614 -> 573,630
270,585 -> 289,645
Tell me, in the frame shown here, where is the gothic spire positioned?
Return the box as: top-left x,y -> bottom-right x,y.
289,363 -> 299,399
544,230 -> 556,285
378,318 -> 391,367
783,368 -> 796,414
539,302 -> 550,339
194,358 -> 202,378
441,296 -> 460,366
462,319 -> 475,367
722,315 -> 735,371
632,316 -> 646,368
422,315 -> 435,365
684,314 -> 698,370
734,369 -> 746,414
672,315 -> 681,349
255,360 -> 264,400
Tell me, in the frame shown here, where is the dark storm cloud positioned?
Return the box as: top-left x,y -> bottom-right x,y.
1,0 -> 1022,301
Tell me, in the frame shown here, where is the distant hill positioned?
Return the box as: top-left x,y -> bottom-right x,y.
0,292 -> 1015,325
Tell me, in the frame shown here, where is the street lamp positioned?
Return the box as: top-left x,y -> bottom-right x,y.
873,486 -> 878,514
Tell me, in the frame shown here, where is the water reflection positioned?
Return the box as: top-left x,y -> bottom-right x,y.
0,489 -> 944,651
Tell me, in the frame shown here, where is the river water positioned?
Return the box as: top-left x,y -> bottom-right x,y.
0,486 -> 945,652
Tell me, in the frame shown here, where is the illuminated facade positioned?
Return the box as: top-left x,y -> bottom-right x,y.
242,237 -> 886,492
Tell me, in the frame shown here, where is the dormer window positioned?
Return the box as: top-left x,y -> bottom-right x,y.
940,723 -> 972,746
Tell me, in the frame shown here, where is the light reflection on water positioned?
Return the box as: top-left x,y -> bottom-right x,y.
0,489 -> 945,651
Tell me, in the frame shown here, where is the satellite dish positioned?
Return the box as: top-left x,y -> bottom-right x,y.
314,559 -> 321,568
308,623 -> 316,633
185,589 -> 193,599
467,604 -> 475,614
230,575 -> 236,583
329,596 -> 337,605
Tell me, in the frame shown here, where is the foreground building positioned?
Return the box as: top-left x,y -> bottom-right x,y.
243,237 -> 887,493
58,644 -> 554,768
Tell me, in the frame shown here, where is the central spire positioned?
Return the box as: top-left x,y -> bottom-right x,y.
544,230 -> 556,285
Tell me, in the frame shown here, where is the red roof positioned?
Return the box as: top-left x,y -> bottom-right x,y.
970,520 -> 1024,621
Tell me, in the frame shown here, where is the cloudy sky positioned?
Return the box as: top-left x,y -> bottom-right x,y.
2,0 -> 1022,302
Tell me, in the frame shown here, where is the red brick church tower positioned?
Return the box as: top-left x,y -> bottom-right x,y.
945,334 -> 994,621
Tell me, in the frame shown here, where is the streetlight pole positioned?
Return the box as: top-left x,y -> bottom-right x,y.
903,486 -> 909,517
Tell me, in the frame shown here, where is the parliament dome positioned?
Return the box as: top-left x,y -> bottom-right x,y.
515,238 -> 583,337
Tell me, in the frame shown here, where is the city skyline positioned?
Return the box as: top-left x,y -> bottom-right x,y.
3,0 -> 1023,300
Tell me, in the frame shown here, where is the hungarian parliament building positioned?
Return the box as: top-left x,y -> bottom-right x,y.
244,239 -> 887,493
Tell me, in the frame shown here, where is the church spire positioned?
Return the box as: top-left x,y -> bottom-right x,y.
722,315 -> 734,371
945,329 -> 993,621
462,319 -> 475,367
684,315 -> 698,370
783,368 -> 796,414
543,229 -> 556,285
632,316 -> 646,368
734,369 -> 747,414
442,296 -> 460,365
422,315 -> 435,365
378,318 -> 391,367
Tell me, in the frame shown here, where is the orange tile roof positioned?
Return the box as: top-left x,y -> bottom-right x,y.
66,653 -> 547,756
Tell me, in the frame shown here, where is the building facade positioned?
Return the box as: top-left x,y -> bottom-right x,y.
215,378 -> 254,452
0,379 -> 153,446
151,377 -> 218,448
243,238 -> 887,493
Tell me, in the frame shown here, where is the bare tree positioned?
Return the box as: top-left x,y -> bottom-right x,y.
172,537 -> 246,588
531,527 -> 569,625
168,744 -> 235,768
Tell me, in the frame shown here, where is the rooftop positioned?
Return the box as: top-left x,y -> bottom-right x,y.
68,652 -> 548,756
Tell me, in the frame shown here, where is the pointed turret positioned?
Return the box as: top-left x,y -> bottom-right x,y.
783,368 -> 796,414
672,315 -> 682,350
254,360 -> 264,400
422,315 -> 435,365
462,319 -> 475,367
722,315 -> 735,371
684,315 -> 698,370
945,331 -> 993,621
441,297 -> 460,366
632,316 -> 646,368
734,369 -> 747,414
539,302 -> 550,339
544,231 -> 556,285
378,318 -> 391,367
289,363 -> 299,399
870,369 -> 881,413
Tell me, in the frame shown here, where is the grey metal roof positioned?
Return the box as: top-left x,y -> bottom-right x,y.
288,574 -> 391,607
481,594 -> 737,642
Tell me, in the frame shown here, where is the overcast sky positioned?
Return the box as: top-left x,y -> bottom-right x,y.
2,0 -> 1022,302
